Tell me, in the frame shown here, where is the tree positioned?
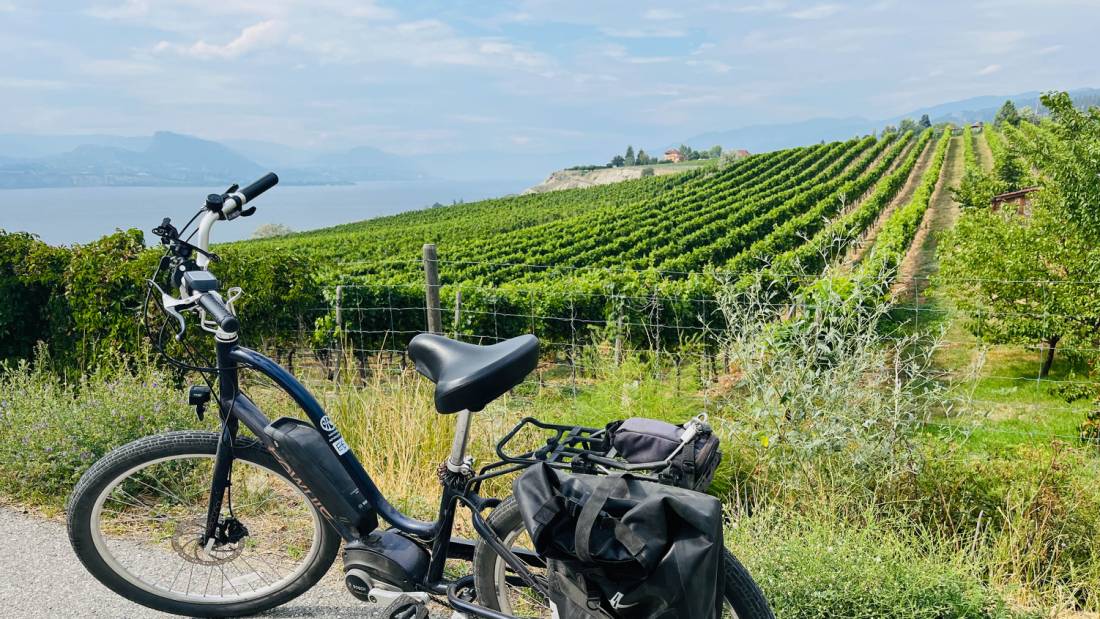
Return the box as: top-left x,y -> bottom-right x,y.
636,149 -> 649,165
939,92 -> 1100,378
252,223 -> 294,239
624,145 -> 635,166
995,100 -> 1020,127
898,118 -> 917,133
1018,106 -> 1042,124
708,145 -> 723,159
610,155 -> 626,167
917,114 -> 932,130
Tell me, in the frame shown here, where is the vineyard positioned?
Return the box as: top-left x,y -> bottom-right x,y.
0,126 -> 970,367
209,127 -> 964,355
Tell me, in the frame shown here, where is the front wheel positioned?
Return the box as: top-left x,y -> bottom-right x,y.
471,495 -> 774,619
67,431 -> 340,618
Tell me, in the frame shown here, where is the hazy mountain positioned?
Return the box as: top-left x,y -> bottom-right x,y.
683,86 -> 1099,153
0,132 -> 422,188
0,134 -> 151,159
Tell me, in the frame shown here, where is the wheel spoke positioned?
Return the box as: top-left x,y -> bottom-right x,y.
84,449 -> 324,606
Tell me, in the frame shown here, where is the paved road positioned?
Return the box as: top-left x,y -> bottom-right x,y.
0,507 -> 450,618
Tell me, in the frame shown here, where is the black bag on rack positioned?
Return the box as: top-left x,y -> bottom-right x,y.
606,417 -> 722,491
512,462 -> 724,618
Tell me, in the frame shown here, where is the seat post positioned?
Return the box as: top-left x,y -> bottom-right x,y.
447,409 -> 473,472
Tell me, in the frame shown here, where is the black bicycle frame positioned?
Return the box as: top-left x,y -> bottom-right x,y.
202,336 -> 543,603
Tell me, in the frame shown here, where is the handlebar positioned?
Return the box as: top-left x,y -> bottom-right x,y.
197,293 -> 239,334
239,172 -> 279,203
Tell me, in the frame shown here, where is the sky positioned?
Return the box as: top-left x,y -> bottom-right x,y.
0,0 -> 1096,159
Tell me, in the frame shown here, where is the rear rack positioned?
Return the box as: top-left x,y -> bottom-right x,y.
466,417 -> 676,495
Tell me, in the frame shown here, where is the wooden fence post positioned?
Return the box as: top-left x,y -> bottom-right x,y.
453,288 -> 462,338
334,284 -> 344,380
423,244 -> 443,335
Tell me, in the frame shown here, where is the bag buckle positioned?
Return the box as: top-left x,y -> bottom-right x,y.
609,591 -> 625,609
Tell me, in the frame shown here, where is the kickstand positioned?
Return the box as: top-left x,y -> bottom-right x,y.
383,594 -> 428,619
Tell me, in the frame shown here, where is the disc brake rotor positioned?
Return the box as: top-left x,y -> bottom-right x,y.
170,518 -> 244,566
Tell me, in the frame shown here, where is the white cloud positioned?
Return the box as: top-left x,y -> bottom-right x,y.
788,3 -> 842,19
0,77 -> 68,90
155,20 -> 286,59
1037,44 -> 1065,55
601,26 -> 686,38
643,9 -> 682,20
86,0 -> 149,20
709,1 -> 787,14
687,59 -> 733,73
976,63 -> 1002,76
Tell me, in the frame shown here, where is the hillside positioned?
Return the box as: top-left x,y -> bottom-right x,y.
523,159 -> 713,194
242,127 -> 947,297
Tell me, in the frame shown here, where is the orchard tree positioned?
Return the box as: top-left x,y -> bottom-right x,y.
995,100 -> 1021,127
939,91 -> 1100,377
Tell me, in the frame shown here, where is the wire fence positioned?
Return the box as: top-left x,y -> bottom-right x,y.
235,250 -> 1100,448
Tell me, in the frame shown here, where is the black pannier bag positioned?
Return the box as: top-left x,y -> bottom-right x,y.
606,416 -> 722,491
513,462 -> 724,618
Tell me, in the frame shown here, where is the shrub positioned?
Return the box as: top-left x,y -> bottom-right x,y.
0,231 -> 71,362
65,229 -> 158,367
0,351 -> 197,509
714,271 -> 952,501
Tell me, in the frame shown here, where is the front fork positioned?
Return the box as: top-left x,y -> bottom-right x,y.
201,335 -> 243,545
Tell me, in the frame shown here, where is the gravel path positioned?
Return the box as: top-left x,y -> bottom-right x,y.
0,506 -> 451,618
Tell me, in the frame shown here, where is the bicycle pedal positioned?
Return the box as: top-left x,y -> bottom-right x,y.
381,593 -> 428,619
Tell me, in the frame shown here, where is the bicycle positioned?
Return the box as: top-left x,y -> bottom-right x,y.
66,173 -> 773,618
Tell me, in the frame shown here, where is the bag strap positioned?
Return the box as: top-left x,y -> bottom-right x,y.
574,476 -> 647,564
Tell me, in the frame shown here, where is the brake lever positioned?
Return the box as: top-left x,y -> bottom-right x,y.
149,280 -> 201,340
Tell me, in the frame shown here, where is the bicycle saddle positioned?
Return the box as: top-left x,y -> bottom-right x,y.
408,333 -> 539,413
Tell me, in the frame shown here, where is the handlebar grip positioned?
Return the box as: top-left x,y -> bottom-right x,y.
198,293 -> 240,333
239,172 -> 278,203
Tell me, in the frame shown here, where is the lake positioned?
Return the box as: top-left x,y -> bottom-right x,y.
0,178 -> 534,245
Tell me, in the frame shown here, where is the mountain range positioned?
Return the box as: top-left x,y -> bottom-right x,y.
1,87 -> 1096,189
0,132 -> 425,189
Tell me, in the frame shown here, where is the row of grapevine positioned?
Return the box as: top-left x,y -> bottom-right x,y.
448,140 -> 864,283
717,130 -> 918,275
962,126 -> 979,173
656,135 -> 895,274
852,128 -> 953,284
765,128 -> 933,277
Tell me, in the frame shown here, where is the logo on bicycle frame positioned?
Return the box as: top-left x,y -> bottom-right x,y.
320,416 -> 336,432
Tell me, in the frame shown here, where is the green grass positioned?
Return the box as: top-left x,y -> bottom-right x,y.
729,509 -> 1035,619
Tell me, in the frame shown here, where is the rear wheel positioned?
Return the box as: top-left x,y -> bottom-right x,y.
67,431 -> 340,618
472,495 -> 774,618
